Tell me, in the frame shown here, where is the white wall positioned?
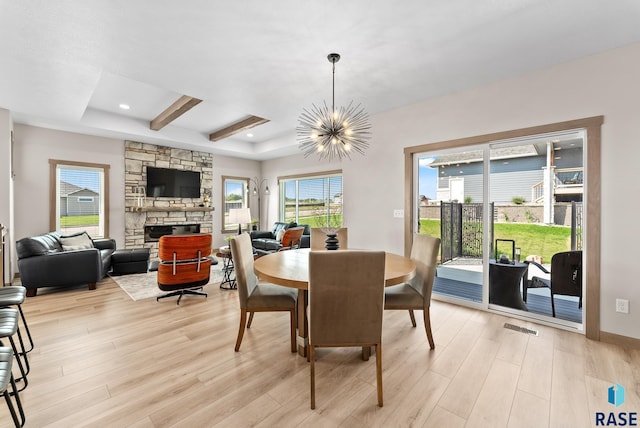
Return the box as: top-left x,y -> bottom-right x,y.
264,42 -> 640,340
12,125 -> 126,273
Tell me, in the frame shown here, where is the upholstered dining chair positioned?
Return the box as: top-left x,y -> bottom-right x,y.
310,227 -> 348,250
156,233 -> 212,304
308,250 -> 386,409
230,233 -> 298,352
384,233 -> 441,349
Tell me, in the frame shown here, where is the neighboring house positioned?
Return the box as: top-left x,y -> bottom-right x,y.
59,181 -> 100,216
430,140 -> 583,205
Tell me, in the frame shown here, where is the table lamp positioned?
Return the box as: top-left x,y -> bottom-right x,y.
228,208 -> 252,235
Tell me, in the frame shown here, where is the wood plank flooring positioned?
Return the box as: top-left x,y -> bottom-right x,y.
2,277 -> 638,427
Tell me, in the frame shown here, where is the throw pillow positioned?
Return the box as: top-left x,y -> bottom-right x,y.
275,228 -> 286,242
59,232 -> 94,251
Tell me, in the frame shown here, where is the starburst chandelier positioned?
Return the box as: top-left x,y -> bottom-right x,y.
297,53 -> 371,161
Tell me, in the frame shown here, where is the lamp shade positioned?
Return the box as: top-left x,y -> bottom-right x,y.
228,208 -> 252,226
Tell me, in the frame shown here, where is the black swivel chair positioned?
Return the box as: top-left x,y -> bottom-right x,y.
524,250 -> 582,317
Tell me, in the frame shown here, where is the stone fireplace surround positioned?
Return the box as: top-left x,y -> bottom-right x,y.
124,141 -> 214,260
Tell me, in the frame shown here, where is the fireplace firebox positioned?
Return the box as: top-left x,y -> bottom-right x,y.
144,224 -> 201,243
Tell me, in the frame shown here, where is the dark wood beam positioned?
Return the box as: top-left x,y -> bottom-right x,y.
209,115 -> 270,142
150,95 -> 202,131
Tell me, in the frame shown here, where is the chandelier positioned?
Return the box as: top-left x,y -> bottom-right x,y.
297,53 -> 371,161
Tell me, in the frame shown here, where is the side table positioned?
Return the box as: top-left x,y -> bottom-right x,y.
216,246 -> 236,290
489,259 -> 528,310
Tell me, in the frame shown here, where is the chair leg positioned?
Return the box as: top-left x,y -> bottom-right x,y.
235,309 -> 247,352
376,342 -> 383,407
16,306 -> 34,355
4,375 -> 25,427
157,289 -> 207,305
550,292 -> 556,317
310,344 -> 316,410
423,307 -> 435,350
247,312 -> 255,328
3,338 -> 27,392
408,309 -> 417,327
289,309 -> 296,353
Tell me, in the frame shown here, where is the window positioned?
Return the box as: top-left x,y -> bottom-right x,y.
222,176 -> 249,233
279,170 -> 342,228
49,160 -> 109,238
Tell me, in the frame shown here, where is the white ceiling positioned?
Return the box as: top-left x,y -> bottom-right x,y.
2,1 -> 640,160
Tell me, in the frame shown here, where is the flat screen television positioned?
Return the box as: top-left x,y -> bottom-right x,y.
146,167 -> 201,198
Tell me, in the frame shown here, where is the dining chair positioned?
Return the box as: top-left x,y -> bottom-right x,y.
156,234 -> 212,304
310,227 -> 348,250
384,233 -> 441,349
308,250 -> 386,409
230,233 -> 298,352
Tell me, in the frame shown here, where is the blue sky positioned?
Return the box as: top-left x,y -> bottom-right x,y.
419,156 -> 438,199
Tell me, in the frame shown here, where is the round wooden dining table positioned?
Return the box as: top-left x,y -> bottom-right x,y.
253,248 -> 416,356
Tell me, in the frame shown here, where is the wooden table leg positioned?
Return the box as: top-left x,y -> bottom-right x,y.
297,289 -> 308,357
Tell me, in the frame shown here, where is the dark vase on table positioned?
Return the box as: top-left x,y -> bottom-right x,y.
325,233 -> 339,250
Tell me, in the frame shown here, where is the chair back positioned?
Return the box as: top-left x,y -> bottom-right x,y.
281,227 -> 305,249
310,227 -> 348,250
308,250 -> 385,346
407,234 -> 441,301
157,234 -> 212,287
230,234 -> 258,309
550,250 -> 582,298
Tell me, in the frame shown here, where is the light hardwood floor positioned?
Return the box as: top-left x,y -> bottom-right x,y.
2,277 -> 638,427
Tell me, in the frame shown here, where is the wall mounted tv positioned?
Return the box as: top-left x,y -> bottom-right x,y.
146,167 -> 201,198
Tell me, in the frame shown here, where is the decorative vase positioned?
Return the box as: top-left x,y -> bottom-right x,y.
325,233 -> 339,250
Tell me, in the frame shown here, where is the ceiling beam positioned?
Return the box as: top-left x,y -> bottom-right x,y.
209,115 -> 270,142
150,95 -> 202,131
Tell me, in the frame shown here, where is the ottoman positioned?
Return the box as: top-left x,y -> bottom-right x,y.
111,248 -> 150,275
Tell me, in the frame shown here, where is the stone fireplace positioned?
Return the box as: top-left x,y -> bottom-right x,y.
124,141 -> 214,260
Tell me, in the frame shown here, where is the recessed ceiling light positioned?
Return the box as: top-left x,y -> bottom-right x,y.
246,133 -> 254,138
119,104 -> 130,110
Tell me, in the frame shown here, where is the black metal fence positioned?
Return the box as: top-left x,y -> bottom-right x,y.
440,202 -> 494,263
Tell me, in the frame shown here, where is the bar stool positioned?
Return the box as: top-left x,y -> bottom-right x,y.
0,347 -> 25,427
0,309 -> 28,392
0,287 -> 34,355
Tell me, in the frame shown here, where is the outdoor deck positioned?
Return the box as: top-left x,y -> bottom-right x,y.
433,265 -> 582,324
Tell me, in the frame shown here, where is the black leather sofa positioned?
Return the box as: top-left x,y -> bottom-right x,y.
250,222 -> 311,252
16,231 -> 116,296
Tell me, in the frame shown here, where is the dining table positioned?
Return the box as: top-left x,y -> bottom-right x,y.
253,248 -> 417,357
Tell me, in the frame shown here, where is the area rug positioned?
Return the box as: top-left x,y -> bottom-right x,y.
109,263 -> 226,301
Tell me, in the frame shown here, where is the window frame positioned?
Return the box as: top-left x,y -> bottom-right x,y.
49,159 -> 110,238
221,175 -> 250,233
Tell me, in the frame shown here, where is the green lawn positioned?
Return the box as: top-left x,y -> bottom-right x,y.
60,215 -> 99,227
419,219 -> 572,263
288,214 -> 343,228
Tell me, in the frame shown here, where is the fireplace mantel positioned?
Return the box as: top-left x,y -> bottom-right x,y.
130,206 -> 215,213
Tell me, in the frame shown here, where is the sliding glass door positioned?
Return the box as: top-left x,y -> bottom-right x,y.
416,131 -> 585,327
